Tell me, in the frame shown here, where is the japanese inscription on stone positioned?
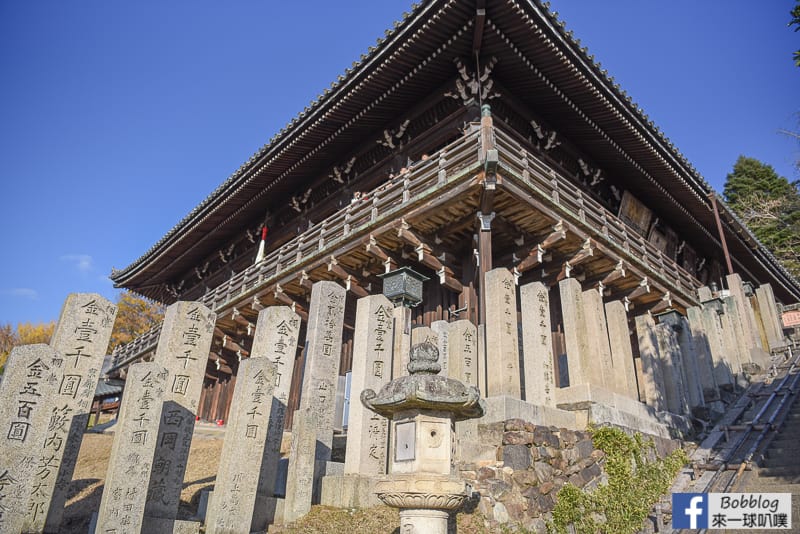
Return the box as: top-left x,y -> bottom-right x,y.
0,344 -> 59,534
520,282 -> 555,405
206,358 -> 277,534
250,306 -> 300,503
485,268 -> 521,397
344,295 -> 394,475
144,301 -> 214,525
97,362 -> 168,534
26,293 -> 117,533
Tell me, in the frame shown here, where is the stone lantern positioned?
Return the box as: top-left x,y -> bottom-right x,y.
361,341 -> 486,534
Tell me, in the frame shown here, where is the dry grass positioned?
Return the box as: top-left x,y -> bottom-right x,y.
60,430 -> 495,534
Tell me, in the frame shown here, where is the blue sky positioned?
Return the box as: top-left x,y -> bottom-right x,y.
1,1 -> 798,326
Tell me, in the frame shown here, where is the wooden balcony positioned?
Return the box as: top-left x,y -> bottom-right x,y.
111,123 -> 703,371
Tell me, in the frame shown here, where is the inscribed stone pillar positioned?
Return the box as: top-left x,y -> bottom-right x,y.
477,324 -> 487,397
283,407 -> 320,522
447,320 -> 478,389
726,274 -> 763,350
720,296 -> 748,371
634,315 -> 667,412
484,268 -> 521,397
250,306 -> 301,505
97,362 -> 168,534
558,278 -> 592,388
206,357 -> 278,534
411,326 -> 437,348
605,300 -> 640,400
520,281 -> 556,406
582,288 -> 614,390
0,345 -> 60,534
28,293 -> 117,533
654,323 -> 690,416
144,301 -> 215,527
755,284 -> 785,350
430,320 -> 450,377
391,305 -> 412,379
685,307 -> 719,399
697,286 -> 713,302
344,295 -> 393,476
672,316 -> 706,409
699,302 -> 735,387
285,281 -> 346,518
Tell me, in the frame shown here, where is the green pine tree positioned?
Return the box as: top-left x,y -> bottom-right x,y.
723,156 -> 800,278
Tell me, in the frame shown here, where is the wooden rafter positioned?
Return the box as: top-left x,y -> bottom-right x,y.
556,238 -> 594,282
649,292 -> 673,314
327,256 -> 369,298
514,220 -> 567,274
626,278 -> 651,301
365,234 -> 397,273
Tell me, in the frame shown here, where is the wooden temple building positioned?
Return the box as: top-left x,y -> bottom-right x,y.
109,0 -> 800,428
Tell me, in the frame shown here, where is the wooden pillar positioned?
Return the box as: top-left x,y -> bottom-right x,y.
476,212 -> 495,325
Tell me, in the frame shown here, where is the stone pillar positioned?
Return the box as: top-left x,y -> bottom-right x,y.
447,320 -> 478,389
430,320 -> 450,377
344,295 -> 394,476
251,306 -> 301,508
144,301 -> 215,527
558,278 -> 592,388
411,325 -> 437,348
520,281 -> 556,406
654,323 -> 690,416
670,316 -> 706,410
604,300 -> 639,400
634,315 -> 667,412
697,286 -> 713,302
0,344 -> 60,534
720,296 -> 748,372
685,307 -> 719,400
582,288 -> 614,390
484,268 -> 521,397
754,284 -> 785,350
392,306 -> 412,379
29,293 -> 117,532
284,407 -> 320,523
699,302 -> 735,388
726,274 -> 763,350
206,357 -> 278,534
97,363 -> 168,534
285,281 -> 346,519
477,324 -> 487,397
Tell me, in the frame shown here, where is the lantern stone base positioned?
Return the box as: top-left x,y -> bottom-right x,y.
375,475 -> 468,534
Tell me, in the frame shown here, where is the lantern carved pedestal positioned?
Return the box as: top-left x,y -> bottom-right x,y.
361,341 -> 486,534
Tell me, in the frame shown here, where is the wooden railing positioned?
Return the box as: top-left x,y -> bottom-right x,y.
492,126 -> 701,299
112,123 -> 704,370
110,129 -> 483,369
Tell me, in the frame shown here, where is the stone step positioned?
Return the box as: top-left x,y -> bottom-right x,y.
764,446 -> 800,458
758,467 -> 800,481
761,456 -> 799,469
747,482 -> 800,494
767,438 -> 800,449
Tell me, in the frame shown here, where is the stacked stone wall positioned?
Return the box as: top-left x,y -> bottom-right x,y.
457,418 -> 681,532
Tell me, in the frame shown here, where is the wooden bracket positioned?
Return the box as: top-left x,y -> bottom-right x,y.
626,278 -> 651,301
556,238 -> 594,282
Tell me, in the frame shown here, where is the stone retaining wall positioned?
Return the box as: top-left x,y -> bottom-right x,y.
457,418 -> 681,532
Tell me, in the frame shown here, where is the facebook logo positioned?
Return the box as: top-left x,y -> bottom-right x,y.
673,493 -> 708,529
